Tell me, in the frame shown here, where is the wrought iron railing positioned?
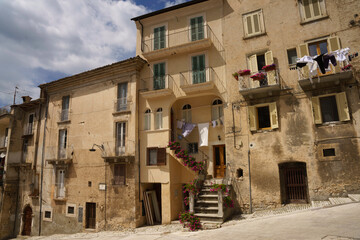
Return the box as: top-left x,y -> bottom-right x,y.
239,68 -> 279,91
180,67 -> 216,87
140,75 -> 174,92
114,98 -> 130,112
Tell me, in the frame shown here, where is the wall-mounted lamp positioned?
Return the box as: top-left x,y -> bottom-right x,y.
89,144 -> 105,152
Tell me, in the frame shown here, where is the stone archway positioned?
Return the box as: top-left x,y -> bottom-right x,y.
21,205 -> 32,236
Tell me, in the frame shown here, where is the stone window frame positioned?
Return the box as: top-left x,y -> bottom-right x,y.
43,207 -> 53,222
242,9 -> 266,38
317,143 -> 340,161
298,0 -> 328,24
66,203 -> 77,217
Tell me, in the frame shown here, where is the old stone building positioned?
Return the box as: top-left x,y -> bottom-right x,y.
1,0 -> 359,238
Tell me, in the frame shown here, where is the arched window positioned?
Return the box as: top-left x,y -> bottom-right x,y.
144,109 -> 151,130
182,104 -> 192,123
155,108 -> 163,129
211,99 -> 223,121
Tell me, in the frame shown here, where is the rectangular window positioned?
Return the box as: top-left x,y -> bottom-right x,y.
56,169 -> 65,198
61,96 -> 70,121
190,16 -> 204,41
144,110 -> 151,130
187,143 -> 198,154
155,109 -> 163,130
116,122 -> 126,155
311,92 -> 350,124
154,26 -> 166,50
323,148 -> 335,157
248,102 -> 278,131
192,54 -> 206,84
113,164 -> 126,185
58,129 -> 67,159
242,9 -> 265,37
44,211 -> 52,219
22,139 -> 29,162
287,48 -> 298,65
24,113 -> 34,135
153,63 -> 166,90
68,206 -> 75,214
299,0 -> 326,22
147,147 -> 166,166
117,83 -> 128,112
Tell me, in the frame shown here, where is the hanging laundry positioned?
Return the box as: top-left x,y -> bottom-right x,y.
182,123 -> 196,137
323,54 -> 337,69
296,55 -> 313,69
308,61 -> 319,78
220,116 -> 224,125
334,47 -> 350,62
177,120 -> 184,129
198,123 -> 209,147
314,54 -> 326,74
211,120 -> 217,128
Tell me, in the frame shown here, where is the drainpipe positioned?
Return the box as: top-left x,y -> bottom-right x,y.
248,150 -> 252,214
139,20 -> 144,52
39,92 -> 49,236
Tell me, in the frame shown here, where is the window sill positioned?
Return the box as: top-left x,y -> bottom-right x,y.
54,198 -> 67,202
57,120 -> 71,124
251,128 -> 277,133
112,110 -> 131,116
243,32 -> 267,40
142,128 -> 171,133
112,184 -> 128,187
316,121 -> 349,127
300,15 -> 329,25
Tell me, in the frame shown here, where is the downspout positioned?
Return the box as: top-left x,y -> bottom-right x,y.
39,92 -> 49,236
139,20 -> 144,52
245,105 -> 252,214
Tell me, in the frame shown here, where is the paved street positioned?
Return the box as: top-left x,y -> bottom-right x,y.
19,203 -> 360,240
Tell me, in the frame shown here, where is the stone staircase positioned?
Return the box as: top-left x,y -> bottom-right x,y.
192,179 -> 232,228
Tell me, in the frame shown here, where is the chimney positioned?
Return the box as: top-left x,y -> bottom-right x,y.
22,96 -> 32,103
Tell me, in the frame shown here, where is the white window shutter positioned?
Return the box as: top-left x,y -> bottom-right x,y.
298,43 -> 310,78
269,102 -> 279,129
248,54 -> 258,73
327,36 -> 341,52
248,106 -> 257,131
336,92 -> 350,122
265,51 -> 277,85
311,96 -> 322,124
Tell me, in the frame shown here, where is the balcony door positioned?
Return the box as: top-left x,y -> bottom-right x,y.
153,62 -> 166,90
214,145 -> 226,178
117,82 -> 128,111
190,16 -> 204,41
153,26 -> 166,50
192,54 -> 206,84
56,169 -> 65,198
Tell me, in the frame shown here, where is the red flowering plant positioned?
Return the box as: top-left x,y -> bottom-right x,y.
209,183 -> 234,208
168,141 -> 205,173
179,211 -> 202,231
182,180 -> 200,206
262,63 -> 276,71
250,72 -> 266,81
239,69 -> 251,76
341,64 -> 352,71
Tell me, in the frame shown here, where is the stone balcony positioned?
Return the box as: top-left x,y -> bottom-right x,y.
140,75 -> 174,99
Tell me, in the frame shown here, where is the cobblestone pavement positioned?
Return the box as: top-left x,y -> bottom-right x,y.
14,202 -> 360,240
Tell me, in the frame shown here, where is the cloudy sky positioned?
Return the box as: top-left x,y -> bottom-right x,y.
0,0 -> 188,108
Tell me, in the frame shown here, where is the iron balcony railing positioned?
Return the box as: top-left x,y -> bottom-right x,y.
238,69 -> 280,91
180,67 -> 215,87
60,109 -> 69,122
23,122 -> 34,136
140,74 -> 174,92
114,97 -> 130,112
142,25 -> 215,54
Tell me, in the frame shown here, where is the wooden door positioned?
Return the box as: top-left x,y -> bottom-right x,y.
86,202 -> 96,229
280,163 -> 308,204
21,206 -> 32,236
214,145 -> 226,178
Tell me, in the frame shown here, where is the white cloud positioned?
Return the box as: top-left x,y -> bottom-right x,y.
164,0 -> 187,8
0,0 -> 148,106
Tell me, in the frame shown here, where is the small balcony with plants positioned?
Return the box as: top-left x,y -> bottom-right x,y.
140,75 -> 174,99
142,25 -> 222,61
235,64 -> 281,99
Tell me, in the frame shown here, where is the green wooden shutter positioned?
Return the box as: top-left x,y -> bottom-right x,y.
159,26 -> 165,49
197,17 -> 204,40
269,102 -> 279,129
190,18 -> 196,41
154,27 -> 159,50
336,92 -> 350,122
311,96 -> 322,124
192,56 -> 198,84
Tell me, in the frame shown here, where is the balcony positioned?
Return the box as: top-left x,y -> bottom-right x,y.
113,97 -> 131,114
297,60 -> 354,91
23,123 -> 34,137
59,109 -> 70,122
142,25 -> 219,61
180,67 -> 218,94
238,69 -> 281,99
140,75 -> 174,99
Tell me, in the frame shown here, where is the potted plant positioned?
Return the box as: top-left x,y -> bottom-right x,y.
341,64 -> 352,71
239,69 -> 251,76
250,72 -> 266,81
232,72 -> 239,80
262,63 -> 276,72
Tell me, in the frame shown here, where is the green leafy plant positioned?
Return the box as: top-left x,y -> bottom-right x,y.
179,211 -> 201,231
210,183 -> 234,208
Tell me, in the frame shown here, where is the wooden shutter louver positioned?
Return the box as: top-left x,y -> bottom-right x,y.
298,43 -> 310,78
265,51 -> 276,85
269,102 -> 279,129
157,148 -> 166,165
336,92 -> 350,122
311,96 -> 322,124
248,106 -> 257,131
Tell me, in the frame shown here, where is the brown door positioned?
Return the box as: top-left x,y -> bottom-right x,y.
280,162 -> 308,204
21,206 -> 32,236
214,145 -> 226,178
86,202 -> 96,229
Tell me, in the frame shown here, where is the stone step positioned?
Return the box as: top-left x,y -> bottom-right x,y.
195,206 -> 218,211
328,197 -> 353,205
194,213 -> 223,223
196,199 -> 218,205
198,194 -> 218,198
348,194 -> 360,202
311,200 -> 332,208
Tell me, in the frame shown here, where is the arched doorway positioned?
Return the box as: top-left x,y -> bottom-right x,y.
21,205 -> 32,236
279,162 -> 309,204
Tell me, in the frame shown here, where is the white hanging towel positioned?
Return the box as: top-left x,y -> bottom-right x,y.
198,122 -> 209,147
